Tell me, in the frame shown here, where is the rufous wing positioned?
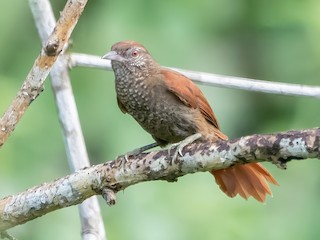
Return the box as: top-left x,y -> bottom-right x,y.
161,69 -> 222,131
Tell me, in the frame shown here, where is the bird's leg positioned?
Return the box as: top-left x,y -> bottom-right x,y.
117,142 -> 159,170
169,133 -> 202,164
125,142 -> 159,158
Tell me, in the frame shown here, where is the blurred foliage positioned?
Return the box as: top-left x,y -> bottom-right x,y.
0,0 -> 320,239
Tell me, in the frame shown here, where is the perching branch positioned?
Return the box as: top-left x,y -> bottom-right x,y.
1,128 -> 319,231
0,0 -> 88,148
28,1 -> 106,239
69,53 -> 320,98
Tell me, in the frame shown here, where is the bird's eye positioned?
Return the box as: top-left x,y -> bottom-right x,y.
131,50 -> 139,58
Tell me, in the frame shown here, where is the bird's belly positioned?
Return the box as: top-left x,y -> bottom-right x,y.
131,101 -> 199,144
117,81 -> 199,144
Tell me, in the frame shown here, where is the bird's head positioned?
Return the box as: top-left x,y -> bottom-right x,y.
102,41 -> 159,75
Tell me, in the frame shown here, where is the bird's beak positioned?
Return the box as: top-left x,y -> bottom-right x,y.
102,51 -> 126,62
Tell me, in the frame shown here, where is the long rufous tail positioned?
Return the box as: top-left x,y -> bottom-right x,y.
211,163 -> 279,202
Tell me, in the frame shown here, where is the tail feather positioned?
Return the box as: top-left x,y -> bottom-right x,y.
211,163 -> 278,202
218,169 -> 237,196
230,171 -> 251,200
231,165 -> 264,201
244,165 -> 272,197
252,164 -> 279,185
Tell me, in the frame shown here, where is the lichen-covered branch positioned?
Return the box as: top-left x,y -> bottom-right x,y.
69,53 -> 320,98
0,128 -> 319,231
0,0 -> 88,148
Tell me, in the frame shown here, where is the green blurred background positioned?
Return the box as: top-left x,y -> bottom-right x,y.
1,1 -> 320,239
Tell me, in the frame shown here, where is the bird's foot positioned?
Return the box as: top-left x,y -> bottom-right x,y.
169,133 -> 202,164
117,142 -> 159,170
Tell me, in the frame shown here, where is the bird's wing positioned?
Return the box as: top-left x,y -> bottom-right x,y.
161,68 -> 220,130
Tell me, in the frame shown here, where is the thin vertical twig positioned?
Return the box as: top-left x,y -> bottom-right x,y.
29,0 -> 106,240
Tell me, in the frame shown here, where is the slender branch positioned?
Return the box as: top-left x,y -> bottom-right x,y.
69,53 -> 320,98
0,128 -> 319,231
0,0 -> 87,148
29,1 -> 106,239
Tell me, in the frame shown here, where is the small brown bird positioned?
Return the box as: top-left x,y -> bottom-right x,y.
103,40 -> 278,202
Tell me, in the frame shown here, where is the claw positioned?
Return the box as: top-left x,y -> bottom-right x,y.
178,147 -> 183,156
169,133 -> 202,164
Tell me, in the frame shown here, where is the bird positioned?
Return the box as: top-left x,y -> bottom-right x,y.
102,40 -> 278,202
